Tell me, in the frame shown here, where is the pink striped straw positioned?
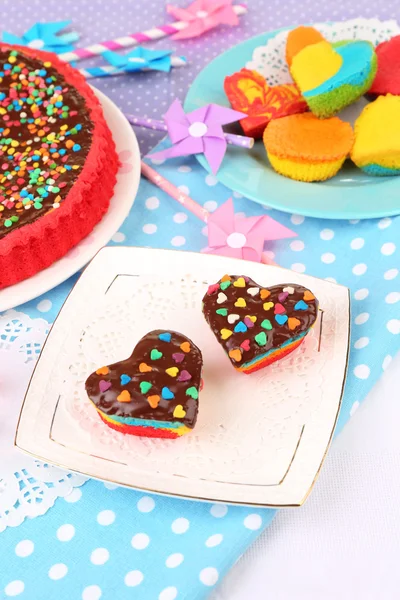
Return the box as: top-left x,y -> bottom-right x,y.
58,4 -> 247,63
127,115 -> 254,150
141,161 -> 275,265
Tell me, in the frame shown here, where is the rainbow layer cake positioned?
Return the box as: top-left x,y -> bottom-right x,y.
351,94 -> 400,176
202,275 -> 318,374
224,68 -> 307,138
0,44 -> 119,289
85,330 -> 203,439
290,35 -> 377,118
263,112 -> 354,182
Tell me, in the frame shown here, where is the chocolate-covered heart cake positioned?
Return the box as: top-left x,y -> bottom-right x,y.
202,275 -> 319,373
85,330 -> 203,439
0,44 -> 119,289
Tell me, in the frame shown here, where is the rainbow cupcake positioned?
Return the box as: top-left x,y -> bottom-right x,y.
263,112 -> 354,182
290,39 -> 377,118
351,94 -> 400,175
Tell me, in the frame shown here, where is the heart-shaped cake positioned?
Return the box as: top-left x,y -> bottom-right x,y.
0,44 -> 119,289
202,275 -> 319,374
85,330 -> 203,439
369,35 -> 400,96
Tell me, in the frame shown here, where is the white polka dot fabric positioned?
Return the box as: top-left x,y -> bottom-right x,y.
1,2 -> 400,599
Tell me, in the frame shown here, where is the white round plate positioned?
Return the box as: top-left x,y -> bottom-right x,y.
0,87 -> 140,313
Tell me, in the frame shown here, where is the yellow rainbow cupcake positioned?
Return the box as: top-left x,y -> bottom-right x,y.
263,112 -> 354,182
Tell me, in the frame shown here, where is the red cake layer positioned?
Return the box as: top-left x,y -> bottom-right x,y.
0,44 -> 119,289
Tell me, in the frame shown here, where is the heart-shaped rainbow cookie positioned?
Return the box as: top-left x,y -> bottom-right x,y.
85,330 -> 203,439
202,275 -> 319,374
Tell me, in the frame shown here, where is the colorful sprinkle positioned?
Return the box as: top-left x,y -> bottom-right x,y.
99,380 -> 111,393
177,370 -> 191,382
233,276 -> 246,287
186,386 -> 199,399
288,317 -> 301,330
243,316 -> 255,328
166,367 -> 179,377
278,292 -> 289,302
227,313 -> 240,324
117,390 -> 131,403
240,339 -> 251,351
147,395 -> 161,408
294,300 -> 309,310
221,274 -> 231,282
216,308 -> 228,316
255,331 -> 267,346
139,362 -> 152,373
303,290 -> 315,301
96,366 -> 109,375
150,349 -> 163,360
261,319 -> 273,330
220,328 -> 233,340
120,374 -> 131,385
234,297 -> 246,308
207,283 -> 219,295
161,387 -> 174,400
159,332 -> 172,342
228,348 -> 242,362
234,321 -> 247,333
140,381 -> 152,394
173,404 -> 186,418
274,303 -> 286,314
275,314 -> 288,325
260,289 -> 271,300
263,302 -> 274,311
283,286 -> 295,294
220,280 -> 231,291
172,352 -> 185,363
180,341 -> 191,353
217,292 -> 227,304
247,287 -> 259,296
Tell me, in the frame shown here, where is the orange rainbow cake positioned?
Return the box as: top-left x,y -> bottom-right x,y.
286,25 -> 325,67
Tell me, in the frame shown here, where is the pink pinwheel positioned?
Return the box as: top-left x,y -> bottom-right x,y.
202,199 -> 296,262
167,0 -> 239,40
149,99 -> 246,174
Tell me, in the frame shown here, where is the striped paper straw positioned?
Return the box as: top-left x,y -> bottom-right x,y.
127,115 -> 254,150
59,4 -> 247,63
80,56 -> 187,79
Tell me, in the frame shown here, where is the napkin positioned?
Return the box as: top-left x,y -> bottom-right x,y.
1,152 -> 399,600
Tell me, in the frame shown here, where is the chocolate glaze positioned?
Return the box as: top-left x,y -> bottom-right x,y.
202,275 -> 319,367
85,330 -> 203,429
0,47 -> 93,238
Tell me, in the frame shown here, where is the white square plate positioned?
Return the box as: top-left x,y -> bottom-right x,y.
15,247 -> 350,507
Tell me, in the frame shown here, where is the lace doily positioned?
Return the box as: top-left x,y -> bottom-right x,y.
0,310 -> 87,532
246,18 -> 400,85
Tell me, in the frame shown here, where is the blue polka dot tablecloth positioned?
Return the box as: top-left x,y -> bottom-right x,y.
1,147 -> 399,600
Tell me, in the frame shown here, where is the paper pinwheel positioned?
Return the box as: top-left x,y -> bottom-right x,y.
102,47 -> 176,74
202,198 -> 296,262
167,0 -> 239,40
149,99 -> 247,174
2,20 -> 79,54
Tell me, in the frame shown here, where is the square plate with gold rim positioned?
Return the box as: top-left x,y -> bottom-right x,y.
15,247 -> 350,507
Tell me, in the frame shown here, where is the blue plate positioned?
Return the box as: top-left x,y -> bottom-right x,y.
184,29 -> 400,220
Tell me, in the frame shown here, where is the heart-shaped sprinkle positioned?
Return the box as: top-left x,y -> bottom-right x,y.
240,339 -> 251,351
186,386 -> 198,399
229,348 -> 242,362
147,394 -> 161,408
278,292 -> 289,302
283,286 -> 295,294
166,367 -> 179,377
139,362 -> 152,373
162,387 -> 174,400
261,319 -> 272,330
288,317 -> 301,330
120,374 -> 131,386
227,313 -> 240,324
220,280 -> 231,291
243,316 -> 254,328
207,283 -> 220,295
159,332 -> 172,342
233,276 -> 246,287
246,315 -> 257,323
173,404 -> 186,418
303,290 -> 315,301
217,292 -> 227,304
96,366 -> 109,375
117,390 -> 131,403
295,300 -> 309,311
220,328 -> 233,340
234,297 -> 246,308
180,342 -> 191,353
99,380 -> 112,393
216,308 -> 228,316
221,274 -> 231,282
247,287 -> 260,296
263,301 -> 274,311
150,349 -> 163,361
255,331 -> 267,346
140,381 -> 152,394
274,303 -> 286,315
177,370 -> 192,382
260,289 -> 271,300
234,321 -> 248,333
172,352 -> 185,363
275,314 -> 288,325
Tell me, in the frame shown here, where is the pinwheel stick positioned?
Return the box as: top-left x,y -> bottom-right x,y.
141,161 -> 275,265
58,4 -> 247,63
80,56 -> 187,79
128,115 -> 254,150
